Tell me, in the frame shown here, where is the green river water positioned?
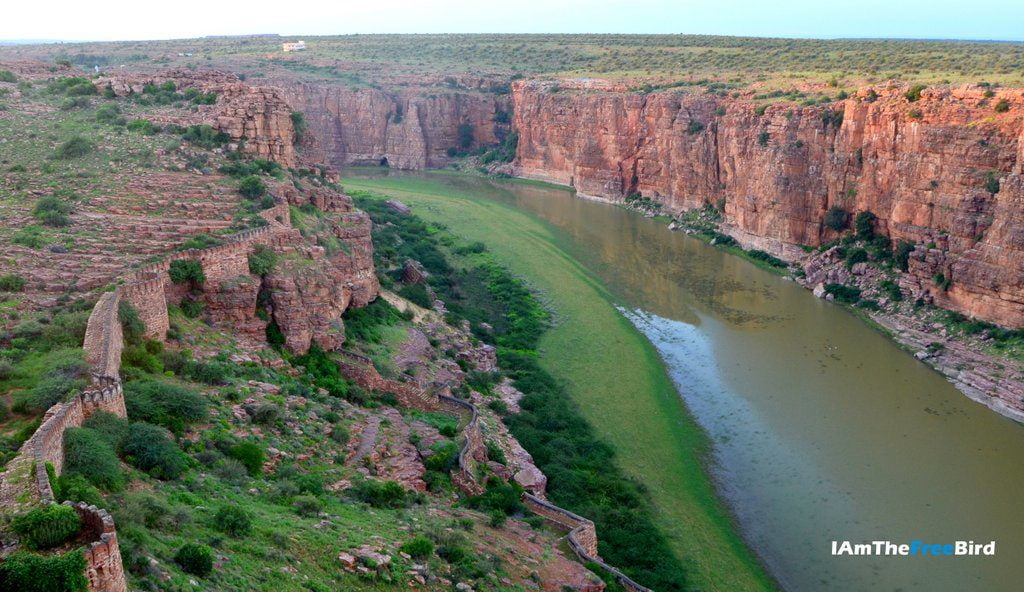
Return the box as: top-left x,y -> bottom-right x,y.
346,170 -> 1024,592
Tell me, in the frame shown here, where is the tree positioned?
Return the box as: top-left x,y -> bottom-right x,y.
169,259 -> 205,285
854,211 -> 876,241
457,123 -> 474,149
238,175 -> 267,199
824,206 -> 849,231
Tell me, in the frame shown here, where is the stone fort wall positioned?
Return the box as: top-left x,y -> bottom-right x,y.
0,290 -> 129,592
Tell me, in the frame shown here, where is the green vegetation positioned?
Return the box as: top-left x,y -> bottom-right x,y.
824,283 -> 862,303
52,136 -> 93,160
11,504 -> 81,550
32,196 -> 74,228
0,549 -> 87,592
904,84 -> 927,102
0,274 -> 26,292
168,259 -> 205,285
64,426 -> 125,491
181,124 -> 230,149
824,205 -> 849,231
238,175 -> 267,199
247,244 -> 278,276
0,70 -> 16,83
174,543 -> 214,577
346,174 -> 776,591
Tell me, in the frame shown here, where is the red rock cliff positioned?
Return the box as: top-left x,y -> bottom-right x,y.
511,80 -> 1024,328
278,81 -> 510,169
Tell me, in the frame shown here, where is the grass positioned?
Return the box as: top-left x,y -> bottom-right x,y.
341,173 -> 776,592
3,35 -> 1023,90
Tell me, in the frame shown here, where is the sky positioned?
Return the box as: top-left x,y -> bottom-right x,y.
2,0 -> 1022,42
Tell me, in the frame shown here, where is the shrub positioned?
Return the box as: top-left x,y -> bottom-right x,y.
27,350 -> 89,411
994,99 -> 1010,113
248,244 -> 277,276
33,196 -> 73,227
854,211 -> 876,241
686,120 -> 705,134
329,424 -> 350,444
174,543 -> 214,577
251,403 -> 282,425
168,259 -> 205,285
757,131 -> 770,146
894,240 -> 915,272
124,379 -> 207,432
81,411 -> 130,449
126,119 -> 159,135
290,111 -> 307,143
485,440 -> 507,465
0,70 -> 16,83
824,283 -> 862,303
227,442 -> 265,476
181,125 -> 229,149
64,427 -> 124,491
213,505 -> 252,537
12,504 -> 81,550
0,549 -> 87,592
53,136 -> 93,159
179,297 -> 203,318
95,104 -> 123,125
53,474 -> 104,507
0,274 -> 26,292
824,206 -> 849,231
457,123 -> 474,149
844,247 -> 868,269
984,170 -> 1000,194
904,84 -> 927,102
400,535 -> 434,559
12,225 -> 49,249
238,175 -> 267,199
121,422 -> 188,479
59,96 -> 91,111
351,479 -> 416,509
118,300 -> 146,345
293,494 -> 322,516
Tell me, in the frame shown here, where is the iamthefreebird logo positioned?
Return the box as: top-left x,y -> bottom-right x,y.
831,540 -> 996,557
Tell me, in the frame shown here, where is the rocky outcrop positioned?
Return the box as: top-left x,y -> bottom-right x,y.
512,80 -> 1024,328
96,70 -> 298,167
277,83 -> 510,169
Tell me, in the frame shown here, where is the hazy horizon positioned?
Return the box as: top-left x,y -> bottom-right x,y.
4,0 -> 1023,43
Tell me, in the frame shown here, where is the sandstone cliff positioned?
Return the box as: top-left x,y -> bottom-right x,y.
511,80 -> 1024,328
277,82 -> 510,169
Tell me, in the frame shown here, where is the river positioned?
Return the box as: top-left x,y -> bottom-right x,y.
345,169 -> 1024,592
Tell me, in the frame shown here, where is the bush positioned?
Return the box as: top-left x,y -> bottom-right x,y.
121,422 -> 188,479
124,379 -> 207,432
64,427 -> 124,491
994,99 -> 1010,113
53,136 -> 93,159
457,123 -> 474,149
118,301 -> 146,345
53,474 -> 104,507
126,119 -> 159,135
854,211 -> 876,241
168,259 -> 205,285
12,226 -> 49,249
238,175 -> 267,199
251,403 -> 282,425
984,170 -> 1000,194
248,244 -> 277,276
81,411 -> 130,449
351,479 -> 416,509
290,111 -> 307,143
904,84 -> 927,102
181,125 -> 230,149
0,70 -> 16,83
757,131 -> 769,146
33,196 -> 73,227
174,543 -> 214,577
95,104 -> 123,125
12,504 -> 81,550
686,120 -> 705,134
227,442 -> 265,476
0,274 -> 26,292
213,505 -> 252,537
27,350 -> 89,411
844,247 -> 868,269
59,96 -> 91,111
824,206 -> 849,231
824,283 -> 862,303
400,535 -> 434,559
0,549 -> 88,592
293,494 -> 322,516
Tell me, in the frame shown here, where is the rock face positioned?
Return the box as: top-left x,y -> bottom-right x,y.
277,82 -> 511,169
97,69 -> 297,167
512,80 -> 1024,327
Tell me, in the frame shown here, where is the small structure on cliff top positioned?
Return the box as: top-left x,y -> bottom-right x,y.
282,41 -> 306,52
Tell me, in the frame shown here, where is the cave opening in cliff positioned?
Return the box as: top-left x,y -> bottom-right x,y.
380,157 -> 390,167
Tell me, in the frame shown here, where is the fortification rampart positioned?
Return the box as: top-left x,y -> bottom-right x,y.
0,291 -> 129,592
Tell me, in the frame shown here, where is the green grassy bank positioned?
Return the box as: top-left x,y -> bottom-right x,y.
342,173 -> 776,592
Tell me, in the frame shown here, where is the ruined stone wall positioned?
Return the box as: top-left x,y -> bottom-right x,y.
439,395 -> 486,496
0,293 -> 129,592
336,351 -> 440,411
71,502 -> 127,592
522,494 -> 652,592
